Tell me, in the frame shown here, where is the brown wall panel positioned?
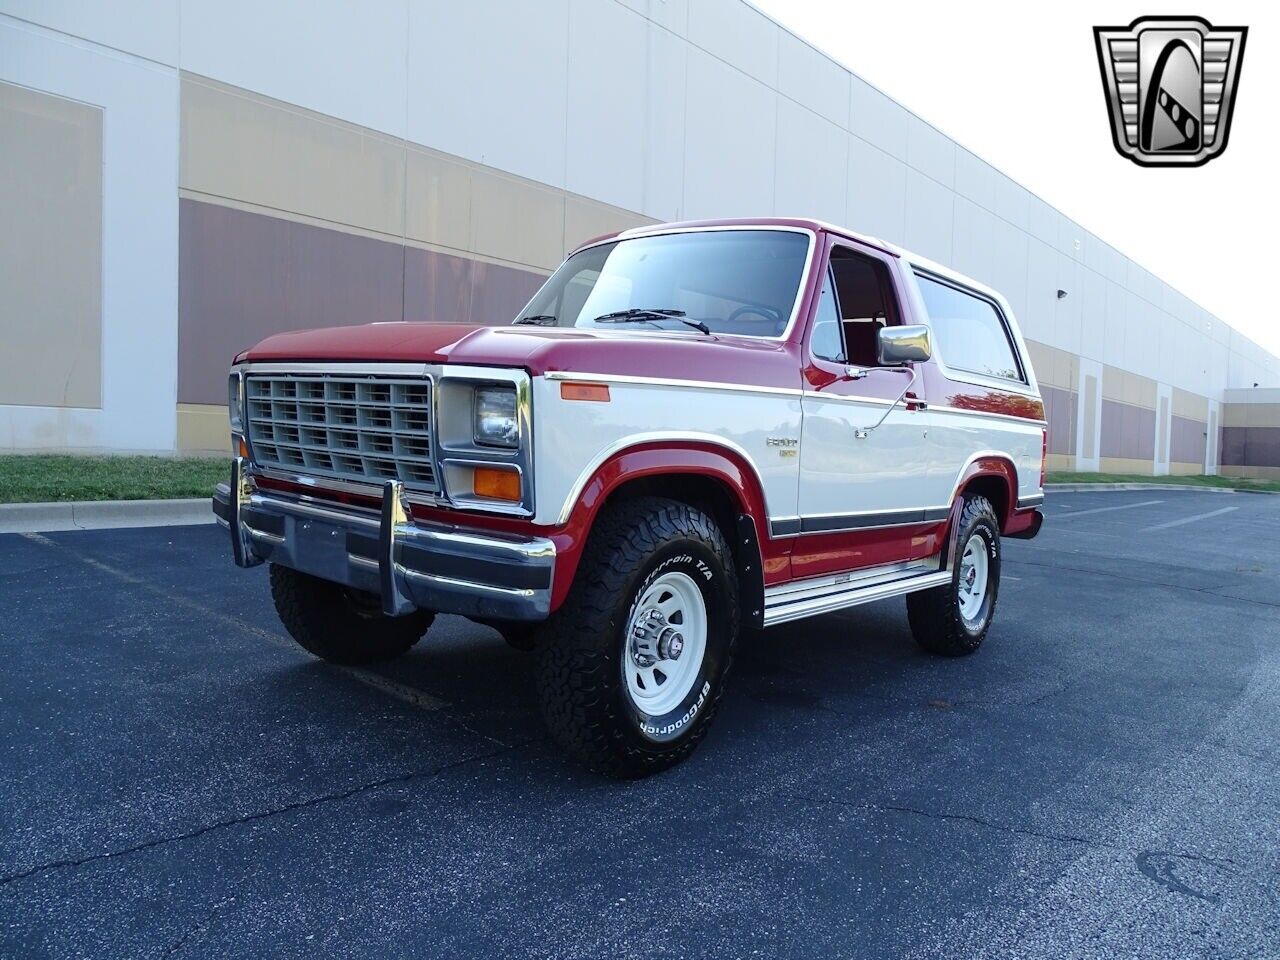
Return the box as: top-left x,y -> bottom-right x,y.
402,245 -> 474,324
467,259 -> 546,327
179,198 -> 404,405
179,198 -> 547,406
1041,384 -> 1077,456
1221,426 -> 1280,468
1169,415 -> 1206,467
1099,398 -> 1155,461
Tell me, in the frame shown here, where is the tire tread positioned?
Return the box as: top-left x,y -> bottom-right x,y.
534,497 -> 737,778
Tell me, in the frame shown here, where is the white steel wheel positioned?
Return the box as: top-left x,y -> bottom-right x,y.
957,533 -> 989,624
623,571 -> 708,717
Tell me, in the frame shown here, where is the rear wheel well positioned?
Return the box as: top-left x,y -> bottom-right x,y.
960,473 -> 1011,528
598,473 -> 765,627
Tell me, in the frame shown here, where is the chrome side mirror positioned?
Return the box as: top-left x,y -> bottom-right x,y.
878,324 -> 931,365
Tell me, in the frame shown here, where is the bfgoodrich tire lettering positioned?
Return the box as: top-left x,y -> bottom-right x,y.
907,494 -> 1001,657
534,496 -> 739,778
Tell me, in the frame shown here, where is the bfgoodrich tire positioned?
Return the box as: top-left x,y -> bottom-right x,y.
534,497 -> 739,778
269,565 -> 434,665
907,494 -> 1001,657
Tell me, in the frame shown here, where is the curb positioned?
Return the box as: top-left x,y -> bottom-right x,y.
0,498 -> 214,534
1045,482 -> 1270,495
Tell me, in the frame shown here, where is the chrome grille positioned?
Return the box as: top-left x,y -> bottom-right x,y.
245,374 -> 438,491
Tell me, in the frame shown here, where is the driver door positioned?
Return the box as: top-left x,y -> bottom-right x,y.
794,242 -> 939,578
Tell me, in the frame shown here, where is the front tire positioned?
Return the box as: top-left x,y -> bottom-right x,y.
534,497 -> 739,778
907,494 -> 1001,656
269,565 -> 434,665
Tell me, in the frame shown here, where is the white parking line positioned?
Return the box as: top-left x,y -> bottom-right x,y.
1143,505 -> 1239,532
1056,499 -> 1164,519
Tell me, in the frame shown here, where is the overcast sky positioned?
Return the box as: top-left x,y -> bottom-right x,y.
752,0 -> 1279,357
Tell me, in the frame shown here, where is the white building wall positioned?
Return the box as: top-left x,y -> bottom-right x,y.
0,11 -> 178,451
0,0 -> 1276,453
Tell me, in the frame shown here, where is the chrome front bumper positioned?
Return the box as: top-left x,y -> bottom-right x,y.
212,458 -> 555,621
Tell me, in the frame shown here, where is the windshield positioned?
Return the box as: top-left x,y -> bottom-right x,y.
515,229 -> 811,338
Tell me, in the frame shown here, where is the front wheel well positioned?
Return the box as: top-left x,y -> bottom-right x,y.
597,473 -> 766,627
602,474 -> 737,539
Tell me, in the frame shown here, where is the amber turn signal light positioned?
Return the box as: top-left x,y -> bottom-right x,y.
560,381 -> 610,402
237,436 -> 250,459
473,466 -> 521,502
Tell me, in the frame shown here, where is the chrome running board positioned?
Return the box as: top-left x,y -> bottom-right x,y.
763,557 -> 951,627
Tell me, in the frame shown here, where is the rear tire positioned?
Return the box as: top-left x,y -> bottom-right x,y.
269,565 -> 434,665
907,495 -> 1000,657
534,497 -> 739,778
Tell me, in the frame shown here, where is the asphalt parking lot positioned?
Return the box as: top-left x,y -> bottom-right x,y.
2,489 -> 1278,958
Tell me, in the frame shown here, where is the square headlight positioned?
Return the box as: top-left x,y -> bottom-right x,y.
473,384 -> 518,448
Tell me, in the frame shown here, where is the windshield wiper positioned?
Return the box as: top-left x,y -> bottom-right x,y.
515,314 -> 557,326
592,308 -> 710,335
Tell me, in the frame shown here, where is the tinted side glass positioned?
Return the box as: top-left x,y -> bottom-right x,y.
810,269 -> 844,362
917,276 -> 1022,381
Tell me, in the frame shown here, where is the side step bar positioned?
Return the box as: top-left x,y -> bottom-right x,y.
762,560 -> 952,627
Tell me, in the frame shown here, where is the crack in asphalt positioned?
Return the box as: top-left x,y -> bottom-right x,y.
0,738 -> 537,889
787,793 -> 1237,869
163,894 -> 237,958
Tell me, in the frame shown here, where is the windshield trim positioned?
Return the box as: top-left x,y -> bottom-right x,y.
515,225 -> 818,343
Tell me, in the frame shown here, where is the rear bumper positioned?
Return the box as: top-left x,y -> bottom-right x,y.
212,458 -> 554,621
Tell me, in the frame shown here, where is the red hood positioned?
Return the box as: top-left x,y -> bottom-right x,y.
239,322 -> 803,389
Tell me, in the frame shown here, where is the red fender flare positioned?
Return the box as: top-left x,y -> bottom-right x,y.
547,441 -> 775,611
953,455 -> 1025,531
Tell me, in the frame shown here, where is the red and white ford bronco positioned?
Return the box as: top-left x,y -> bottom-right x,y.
214,218 -> 1045,777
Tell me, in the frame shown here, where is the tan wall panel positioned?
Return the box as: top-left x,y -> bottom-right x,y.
1024,340 -> 1080,392
182,75 -> 405,238
181,73 -> 655,279
1220,465 -> 1280,481
177,403 -> 232,454
1246,403 -> 1280,428
1102,365 -> 1156,409
1100,456 -> 1155,475
0,81 -> 102,408
1172,387 -> 1208,422
1168,462 -> 1204,476
1131,372 -> 1156,409
1060,351 -> 1079,396
1219,402 -> 1280,428
404,145 -> 473,251
1024,340 -> 1054,387
469,168 -> 565,271
564,196 -> 652,255
1045,453 -> 1075,472
1221,404 -> 1244,428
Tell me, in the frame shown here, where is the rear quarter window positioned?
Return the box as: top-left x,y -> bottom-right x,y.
916,275 -> 1024,383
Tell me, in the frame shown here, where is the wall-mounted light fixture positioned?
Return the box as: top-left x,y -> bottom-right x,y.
1056,289 -> 1068,300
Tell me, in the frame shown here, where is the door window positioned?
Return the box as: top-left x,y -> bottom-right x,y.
810,269 -> 845,362
813,248 -> 902,367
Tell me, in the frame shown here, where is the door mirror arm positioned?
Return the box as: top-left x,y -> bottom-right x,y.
853,365 -> 920,439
